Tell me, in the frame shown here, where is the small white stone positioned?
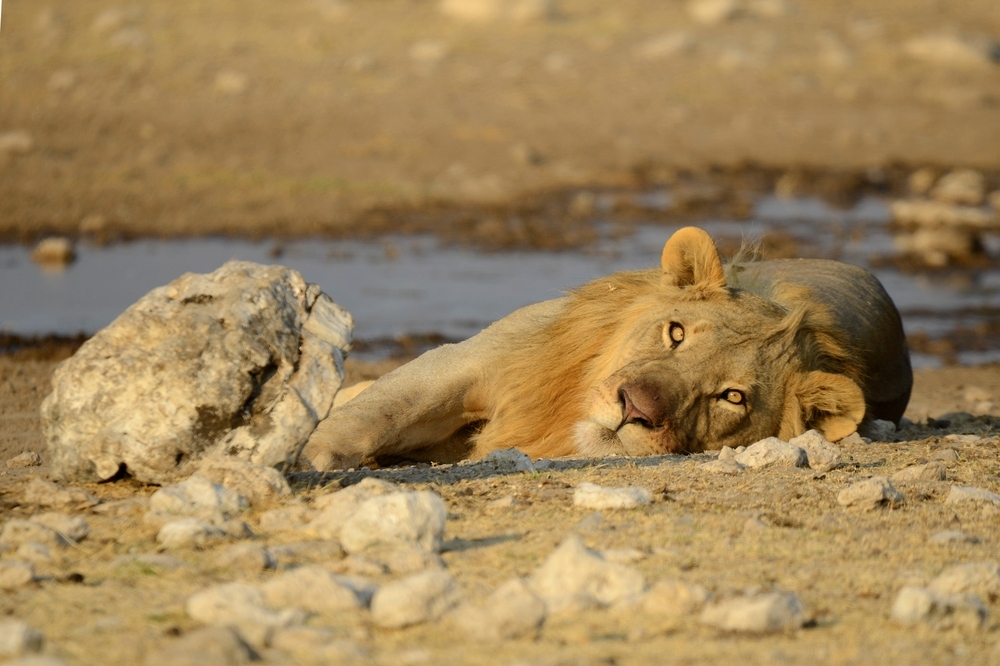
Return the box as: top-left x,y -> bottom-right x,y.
307,478 -> 400,539
0,520 -> 65,549
837,477 -> 904,509
0,562 -> 36,590
0,620 -> 44,657
29,513 -> 89,543
699,591 -> 805,632
5,453 -> 42,469
932,169 -> 987,206
573,482 -> 652,510
929,530 -> 979,545
528,535 -> 645,614
145,626 -> 257,665
945,485 -> 1000,507
150,476 -> 248,520
0,131 -> 35,154
642,579 -> 711,617
891,461 -> 947,483
262,566 -> 371,613
258,504 -> 315,534
30,238 -> 75,268
215,544 -> 275,572
21,478 -> 99,511
891,586 -> 987,630
687,0 -> 739,25
929,562 -> 1000,602
733,438 -> 807,469
196,459 -> 291,507
931,448 -> 959,462
788,430 -> 841,472
370,570 -> 462,629
187,583 -> 305,630
339,491 -> 447,555
481,448 -> 535,473
157,518 -> 228,549
452,578 -> 546,641
699,458 -> 744,475
860,420 -> 896,442
717,446 -> 736,461
837,432 -> 866,447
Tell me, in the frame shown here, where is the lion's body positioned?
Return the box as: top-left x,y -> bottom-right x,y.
304,228 -> 911,471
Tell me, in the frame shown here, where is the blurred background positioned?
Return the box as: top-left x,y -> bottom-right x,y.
1,0 -> 999,368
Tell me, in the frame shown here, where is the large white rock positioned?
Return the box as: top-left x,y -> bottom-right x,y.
788,430 -> 841,472
186,583 -> 304,630
0,620 -> 44,657
528,535 -> 645,614
307,478 -> 400,539
837,477 -> 904,509
195,459 -> 291,507
890,586 -> 987,631
699,591 -> 805,632
945,485 -> 1000,507
150,476 -> 248,520
452,578 -> 546,641
734,438 -> 807,469
929,562 -> 1000,602
42,261 -> 353,483
262,566 -> 372,613
339,491 -> 447,554
370,570 -> 462,629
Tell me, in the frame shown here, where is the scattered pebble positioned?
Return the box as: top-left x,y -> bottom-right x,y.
929,530 -> 979,545
195,459 -> 291,507
860,419 -> 896,442
699,591 -> 805,632
21,478 -> 99,511
733,437 -> 807,469
891,586 -> 987,630
0,131 -> 35,154
788,430 -> 841,472
573,482 -> 652,510
262,566 -> 372,613
837,477 -> 904,510
945,485 -> 1000,507
891,461 -> 947,483
150,476 -> 248,520
453,578 -> 546,641
528,535 -> 645,614
30,238 -> 75,269
4,453 -> 42,469
307,478 -> 400,539
0,620 -> 44,657
0,520 -> 66,549
370,570 -> 462,629
145,626 -> 257,666
258,504 -> 315,534
687,0 -> 739,25
931,448 -> 959,462
0,562 -> 37,590
932,169 -> 986,206
929,562 -> 1000,602
186,583 -> 305,635
904,34 -> 999,68
339,491 -> 447,555
642,579 -> 711,617
29,513 -> 89,543
481,448 -> 535,473
837,432 -> 866,447
215,544 -> 275,573
157,518 -> 229,549
699,458 -> 744,475
717,445 -> 737,461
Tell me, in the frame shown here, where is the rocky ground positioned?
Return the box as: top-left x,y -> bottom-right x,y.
2,354 -> 1000,665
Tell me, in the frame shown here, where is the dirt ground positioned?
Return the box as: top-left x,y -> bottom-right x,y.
2,354 -> 1000,664
2,0 -> 1000,244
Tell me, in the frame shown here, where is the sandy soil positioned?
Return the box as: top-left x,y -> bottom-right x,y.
1,354 -> 1000,664
2,0 -> 1000,244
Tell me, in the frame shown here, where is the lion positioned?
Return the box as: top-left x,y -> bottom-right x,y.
304,227 -> 912,470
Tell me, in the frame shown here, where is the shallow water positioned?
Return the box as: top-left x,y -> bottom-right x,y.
2,197 -> 998,367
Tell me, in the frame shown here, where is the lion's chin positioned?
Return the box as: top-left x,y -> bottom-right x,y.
573,420 -> 680,457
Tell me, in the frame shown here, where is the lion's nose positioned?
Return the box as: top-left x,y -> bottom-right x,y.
618,382 -> 666,429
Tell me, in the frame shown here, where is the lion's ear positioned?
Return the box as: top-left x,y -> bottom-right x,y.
660,227 -> 727,290
781,371 -> 866,442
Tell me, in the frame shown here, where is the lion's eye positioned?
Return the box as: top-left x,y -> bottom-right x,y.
722,389 -> 745,405
667,322 -> 685,346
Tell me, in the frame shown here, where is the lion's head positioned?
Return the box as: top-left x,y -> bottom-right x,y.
477,227 -> 867,458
